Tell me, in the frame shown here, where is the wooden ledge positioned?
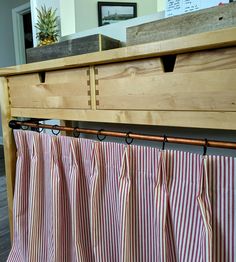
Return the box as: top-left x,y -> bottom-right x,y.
10,108 -> 236,131
1,27 -> 236,76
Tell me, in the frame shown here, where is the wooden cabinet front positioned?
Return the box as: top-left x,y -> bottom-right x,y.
8,67 -> 91,109
95,57 -> 236,112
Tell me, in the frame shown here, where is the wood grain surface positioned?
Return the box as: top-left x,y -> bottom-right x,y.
95,62 -> 236,111
175,46 -> 236,72
0,77 -> 17,240
1,27 -> 236,76
9,108 -> 236,131
127,2 -> 236,46
7,68 -> 91,109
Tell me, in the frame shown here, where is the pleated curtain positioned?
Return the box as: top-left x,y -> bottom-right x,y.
8,130 -> 235,262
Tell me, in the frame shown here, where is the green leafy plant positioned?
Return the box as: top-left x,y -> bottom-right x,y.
35,5 -> 59,46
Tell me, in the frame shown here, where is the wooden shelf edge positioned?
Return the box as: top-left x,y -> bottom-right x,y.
11,108 -> 236,130
1,27 -> 236,76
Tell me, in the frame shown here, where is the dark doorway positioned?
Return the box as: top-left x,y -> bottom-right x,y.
23,12 -> 33,50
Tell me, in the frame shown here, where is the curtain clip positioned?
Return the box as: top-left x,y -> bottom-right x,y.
73,127 -> 80,138
51,125 -> 60,136
125,132 -> 133,145
203,138 -> 208,156
36,123 -> 44,133
97,129 -> 106,141
162,135 -> 167,150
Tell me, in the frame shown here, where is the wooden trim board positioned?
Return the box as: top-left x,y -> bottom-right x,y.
1,27 -> 236,76
0,77 -> 16,241
10,108 -> 236,131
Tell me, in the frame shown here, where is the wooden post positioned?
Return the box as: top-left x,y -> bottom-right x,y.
0,77 -> 16,241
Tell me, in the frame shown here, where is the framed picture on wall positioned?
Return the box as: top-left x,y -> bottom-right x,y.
98,2 -> 137,26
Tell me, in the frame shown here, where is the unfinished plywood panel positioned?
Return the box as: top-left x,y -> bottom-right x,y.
95,61 -> 236,111
127,3 -> 236,46
175,46 -> 236,72
7,68 -> 91,109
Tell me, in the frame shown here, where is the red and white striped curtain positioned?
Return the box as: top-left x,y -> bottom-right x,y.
8,130 -> 235,262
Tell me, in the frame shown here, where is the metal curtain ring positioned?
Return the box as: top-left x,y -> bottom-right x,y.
51,125 -> 60,136
125,132 -> 133,145
21,124 -> 29,130
97,129 -> 106,141
203,138 -> 208,156
162,135 -> 167,150
38,127 -> 44,133
73,127 -> 80,138
36,123 -> 44,133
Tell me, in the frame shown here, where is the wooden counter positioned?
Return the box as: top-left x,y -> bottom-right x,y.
1,28 -> 236,238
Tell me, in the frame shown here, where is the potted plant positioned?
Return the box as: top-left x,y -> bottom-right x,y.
35,5 -> 59,46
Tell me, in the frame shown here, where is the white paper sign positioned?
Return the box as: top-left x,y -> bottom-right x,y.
184,0 -> 201,13
166,0 -> 229,17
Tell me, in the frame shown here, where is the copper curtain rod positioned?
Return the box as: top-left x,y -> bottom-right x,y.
9,120 -> 236,150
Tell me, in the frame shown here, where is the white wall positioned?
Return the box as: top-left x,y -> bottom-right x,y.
61,12 -> 164,44
0,0 -> 29,143
59,0 -> 76,36
74,0 -> 158,32
157,0 -> 165,11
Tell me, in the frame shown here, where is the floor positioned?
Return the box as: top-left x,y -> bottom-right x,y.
0,145 -> 11,262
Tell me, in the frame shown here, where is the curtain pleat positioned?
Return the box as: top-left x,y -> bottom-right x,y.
69,138 -> 94,262
165,151 -> 212,262
208,156 -> 236,262
120,146 -> 162,262
8,131 -> 31,261
7,130 -> 236,262
91,141 -> 126,261
27,133 -> 45,262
